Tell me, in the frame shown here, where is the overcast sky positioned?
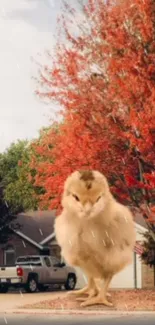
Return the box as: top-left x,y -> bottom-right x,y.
0,0 -> 63,152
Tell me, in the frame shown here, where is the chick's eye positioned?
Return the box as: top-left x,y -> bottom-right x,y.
73,194 -> 80,202
96,196 -> 101,203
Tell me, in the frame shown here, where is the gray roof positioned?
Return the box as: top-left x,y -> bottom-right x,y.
12,210 -> 56,244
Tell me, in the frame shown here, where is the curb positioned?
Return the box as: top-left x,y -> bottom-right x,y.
2,309 -> 155,316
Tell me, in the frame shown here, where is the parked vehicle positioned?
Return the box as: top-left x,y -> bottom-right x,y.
0,255 -> 77,293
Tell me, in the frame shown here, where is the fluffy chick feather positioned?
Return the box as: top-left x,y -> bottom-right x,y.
54,170 -> 136,307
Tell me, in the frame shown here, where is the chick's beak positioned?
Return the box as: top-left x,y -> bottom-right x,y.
84,202 -> 92,215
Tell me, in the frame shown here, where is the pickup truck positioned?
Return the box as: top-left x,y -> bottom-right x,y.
0,255 -> 77,293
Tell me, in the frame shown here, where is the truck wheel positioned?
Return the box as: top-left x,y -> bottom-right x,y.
65,274 -> 76,290
38,284 -> 49,292
25,277 -> 38,293
0,285 -> 8,293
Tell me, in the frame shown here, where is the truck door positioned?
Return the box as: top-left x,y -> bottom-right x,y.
42,257 -> 54,284
49,257 -> 67,283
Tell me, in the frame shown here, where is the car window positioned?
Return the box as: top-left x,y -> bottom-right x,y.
44,257 -> 51,267
16,256 -> 42,266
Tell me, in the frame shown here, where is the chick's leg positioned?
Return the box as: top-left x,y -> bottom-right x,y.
76,277 -> 99,300
68,276 -> 98,298
81,275 -> 113,307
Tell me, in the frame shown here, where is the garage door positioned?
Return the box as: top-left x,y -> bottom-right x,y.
110,253 -> 141,289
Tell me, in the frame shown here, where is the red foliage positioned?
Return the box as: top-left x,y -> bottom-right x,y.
33,0 -> 155,225
18,160 -> 22,167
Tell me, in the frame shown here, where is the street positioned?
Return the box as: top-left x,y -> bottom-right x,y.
0,314 -> 155,325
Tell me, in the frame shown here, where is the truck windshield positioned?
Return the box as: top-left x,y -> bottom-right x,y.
15,257 -> 42,266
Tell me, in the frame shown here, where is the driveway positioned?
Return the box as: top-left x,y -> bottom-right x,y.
0,291 -> 66,313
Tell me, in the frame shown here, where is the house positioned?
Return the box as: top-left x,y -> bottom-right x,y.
0,210 -> 61,266
0,209 -> 154,289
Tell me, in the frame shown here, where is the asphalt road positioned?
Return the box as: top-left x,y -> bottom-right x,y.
0,314 -> 155,325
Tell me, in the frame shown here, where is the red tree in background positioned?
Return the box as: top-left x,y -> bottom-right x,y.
33,0 -> 155,233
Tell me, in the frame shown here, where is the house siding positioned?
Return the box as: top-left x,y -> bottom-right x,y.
0,250 -> 3,265
0,233 -> 39,265
142,263 -> 155,288
0,235 -> 61,266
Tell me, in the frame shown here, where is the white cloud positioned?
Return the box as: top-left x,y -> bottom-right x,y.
0,0 -> 59,152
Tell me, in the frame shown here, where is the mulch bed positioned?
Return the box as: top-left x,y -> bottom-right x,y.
22,289 -> 155,311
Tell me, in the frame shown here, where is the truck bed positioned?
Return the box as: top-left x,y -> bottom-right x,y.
0,265 -> 18,278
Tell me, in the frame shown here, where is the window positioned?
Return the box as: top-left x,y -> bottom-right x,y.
16,256 -> 42,266
44,257 -> 51,267
4,245 -> 16,266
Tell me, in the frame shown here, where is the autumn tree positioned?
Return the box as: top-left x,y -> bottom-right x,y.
33,0 -> 155,246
